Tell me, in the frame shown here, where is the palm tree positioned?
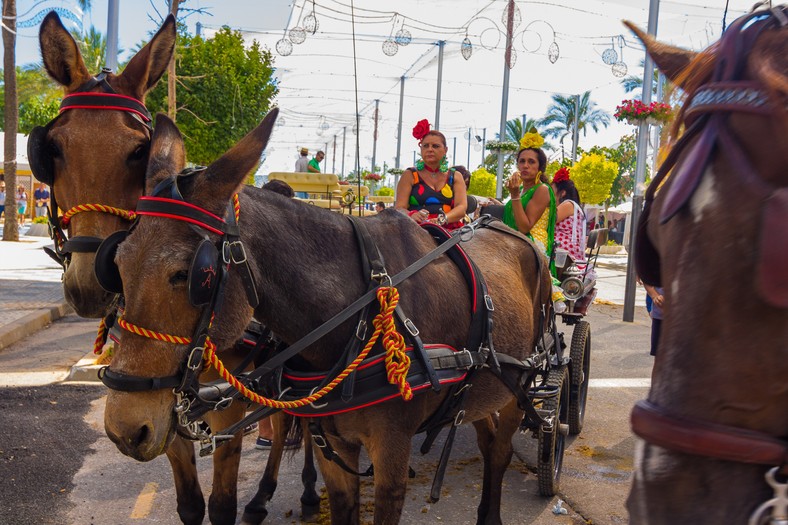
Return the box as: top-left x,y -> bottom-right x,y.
504,116 -> 540,143
3,0 -> 19,241
72,26 -> 107,73
538,91 -> 611,154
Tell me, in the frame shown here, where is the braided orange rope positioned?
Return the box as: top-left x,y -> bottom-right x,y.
112,286 -> 412,409
61,204 -> 137,227
93,317 -> 108,355
378,287 -> 413,400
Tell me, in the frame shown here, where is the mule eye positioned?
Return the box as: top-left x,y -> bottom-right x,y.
129,144 -> 148,163
169,270 -> 188,285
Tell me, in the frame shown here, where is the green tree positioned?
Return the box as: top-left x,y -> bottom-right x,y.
538,91 -> 611,154
580,133 -> 643,206
468,167 -> 497,198
571,153 -> 618,206
145,27 -> 278,165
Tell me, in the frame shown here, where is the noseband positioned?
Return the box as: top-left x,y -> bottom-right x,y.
28,69 -> 152,270
631,7 -> 788,521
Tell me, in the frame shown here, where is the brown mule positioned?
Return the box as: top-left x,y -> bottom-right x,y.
625,7 -> 788,525
34,13 -> 319,525
103,109 -> 552,525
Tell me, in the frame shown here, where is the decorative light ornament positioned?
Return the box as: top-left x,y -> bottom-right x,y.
461,36 -> 473,60
395,22 -> 412,46
611,38 -> 627,77
304,0 -> 319,35
602,37 -> 618,65
548,41 -> 559,63
501,3 -> 522,31
276,38 -> 293,56
316,127 -> 324,137
276,117 -> 286,127
289,27 -> 306,44
507,48 -> 517,69
382,38 -> 398,56
304,14 -> 319,34
612,61 -> 628,77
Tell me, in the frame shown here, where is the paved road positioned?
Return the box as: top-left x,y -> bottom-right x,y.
0,303 -> 653,525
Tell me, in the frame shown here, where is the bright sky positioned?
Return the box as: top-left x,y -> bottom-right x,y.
12,0 -> 757,183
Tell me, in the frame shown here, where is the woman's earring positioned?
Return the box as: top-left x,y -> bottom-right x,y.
439,155 -> 449,172
535,170 -> 542,183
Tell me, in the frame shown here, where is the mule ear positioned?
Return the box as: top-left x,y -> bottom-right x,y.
38,11 -> 92,92
145,113 -> 186,193
198,108 -> 279,202
118,14 -> 176,100
624,21 -> 697,85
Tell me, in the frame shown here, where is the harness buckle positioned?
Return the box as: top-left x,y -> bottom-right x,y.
222,242 -> 231,265
312,434 -> 328,449
228,241 -> 248,264
187,347 -> 205,371
403,318 -> 420,337
213,397 -> 233,411
309,387 -> 328,409
199,433 -> 234,457
456,348 -> 474,369
454,409 -> 466,426
355,319 -> 368,340
484,294 -> 495,312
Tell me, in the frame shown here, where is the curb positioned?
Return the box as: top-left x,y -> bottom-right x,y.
68,351 -> 103,382
0,302 -> 73,352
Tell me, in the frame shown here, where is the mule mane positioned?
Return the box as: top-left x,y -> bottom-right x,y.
670,25 -> 788,141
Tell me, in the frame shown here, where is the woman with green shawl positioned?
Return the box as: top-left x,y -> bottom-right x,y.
503,132 -> 557,263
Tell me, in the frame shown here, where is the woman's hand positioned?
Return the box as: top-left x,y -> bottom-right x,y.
652,293 -> 665,308
506,172 -> 522,197
411,209 -> 429,222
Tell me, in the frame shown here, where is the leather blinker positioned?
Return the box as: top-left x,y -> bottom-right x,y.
188,239 -> 220,307
27,125 -> 55,186
95,230 -> 129,294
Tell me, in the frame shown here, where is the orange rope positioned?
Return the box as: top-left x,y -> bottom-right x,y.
110,286 -> 413,408
60,204 -> 137,227
93,317 -> 108,355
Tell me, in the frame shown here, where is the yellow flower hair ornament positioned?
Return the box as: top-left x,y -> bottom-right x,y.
519,128 -> 545,150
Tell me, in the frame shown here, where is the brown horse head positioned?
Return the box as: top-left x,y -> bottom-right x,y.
104,111 -> 277,461
33,12 -> 175,317
625,9 -> 788,525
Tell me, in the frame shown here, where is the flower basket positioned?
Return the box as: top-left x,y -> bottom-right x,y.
615,99 -> 672,126
387,168 -> 404,176
363,173 -> 382,182
485,140 -> 519,153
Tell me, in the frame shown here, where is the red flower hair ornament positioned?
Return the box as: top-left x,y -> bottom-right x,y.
553,167 -> 571,184
412,119 -> 431,141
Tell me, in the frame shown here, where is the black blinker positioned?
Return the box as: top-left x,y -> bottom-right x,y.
94,230 -> 129,294
27,125 -> 55,185
188,240 -> 220,306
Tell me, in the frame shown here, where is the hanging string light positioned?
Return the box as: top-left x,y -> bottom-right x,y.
548,40 -> 560,63
501,2 -> 521,31
602,36 -> 618,65
275,27 -> 293,56
304,0 -> 319,34
461,31 -> 473,60
289,0 -> 308,44
611,36 -> 627,77
382,17 -> 399,56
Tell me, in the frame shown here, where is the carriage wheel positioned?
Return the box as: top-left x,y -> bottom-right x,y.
537,365 -> 569,497
568,320 -> 591,435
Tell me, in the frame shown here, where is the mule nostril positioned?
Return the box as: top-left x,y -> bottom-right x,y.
130,424 -> 151,449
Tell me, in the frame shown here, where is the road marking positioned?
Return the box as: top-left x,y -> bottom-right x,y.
130,482 -> 159,519
589,378 -> 651,388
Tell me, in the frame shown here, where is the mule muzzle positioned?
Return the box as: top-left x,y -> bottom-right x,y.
63,253 -> 118,317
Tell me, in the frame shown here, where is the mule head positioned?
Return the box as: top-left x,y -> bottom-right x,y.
104,110 -> 278,461
33,12 -> 175,317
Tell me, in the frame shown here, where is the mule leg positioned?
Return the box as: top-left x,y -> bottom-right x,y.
299,433 -> 320,520
473,400 -> 522,525
365,429 -> 412,525
165,436 -> 205,525
312,433 -> 362,525
242,412 -> 288,524
204,403 -> 246,525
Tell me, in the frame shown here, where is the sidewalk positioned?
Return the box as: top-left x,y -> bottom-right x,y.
0,229 -> 641,375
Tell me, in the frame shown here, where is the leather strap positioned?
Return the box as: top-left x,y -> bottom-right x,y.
631,400 -> 788,469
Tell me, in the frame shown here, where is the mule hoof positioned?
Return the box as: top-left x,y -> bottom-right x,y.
240,508 -> 268,525
301,502 -> 321,522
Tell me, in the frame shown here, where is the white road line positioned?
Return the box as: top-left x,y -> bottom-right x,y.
589,378 -> 651,388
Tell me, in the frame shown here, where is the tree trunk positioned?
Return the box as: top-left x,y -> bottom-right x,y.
3,0 -> 19,241
167,0 -> 180,121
